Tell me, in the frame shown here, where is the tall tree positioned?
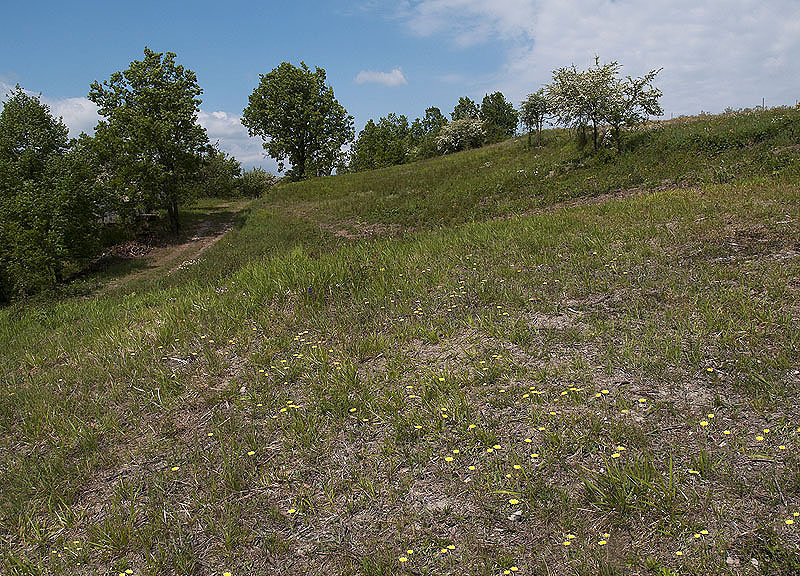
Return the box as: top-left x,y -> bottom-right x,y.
451,96 -> 480,121
480,92 -> 518,142
410,106 -> 448,159
89,47 -> 209,233
520,89 -> 549,147
350,113 -> 411,172
242,62 -> 354,181
0,87 -> 101,298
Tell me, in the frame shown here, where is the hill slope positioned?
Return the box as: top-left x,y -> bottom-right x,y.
2,109 -> 800,575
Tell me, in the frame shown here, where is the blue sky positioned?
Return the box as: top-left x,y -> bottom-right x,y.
3,1 -> 799,172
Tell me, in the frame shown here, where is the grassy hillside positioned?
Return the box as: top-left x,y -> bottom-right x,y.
2,108 -> 800,575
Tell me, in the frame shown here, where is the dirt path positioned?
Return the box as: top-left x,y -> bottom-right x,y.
98,200 -> 247,294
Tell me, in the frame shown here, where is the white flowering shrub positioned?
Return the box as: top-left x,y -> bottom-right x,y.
436,118 -> 485,154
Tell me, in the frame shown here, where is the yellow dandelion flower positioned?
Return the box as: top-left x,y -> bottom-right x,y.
562,540 -> 571,546
513,464 -> 522,470
453,449 -> 460,454
598,540 -> 607,546
349,408 -> 357,413
247,450 -> 255,456
786,519 -> 795,525
675,551 -> 683,556
287,508 -> 296,514
406,549 -> 414,554
707,413 -> 714,419
693,533 -> 701,539
223,572 -> 232,576
468,465 -> 476,471
447,545 -> 455,550
468,424 -> 477,430
601,389 -> 610,395
700,529 -> 708,535
530,453 -> 539,459
756,436 -> 764,441
399,556 -> 408,563
524,438 -> 532,443
509,498 -> 520,505
611,453 -> 621,458
445,456 -> 454,462
779,445 -> 786,450
763,428 -> 770,434
207,432 -> 214,437
493,444 -> 502,450
700,421 -> 709,427
723,430 -> 731,435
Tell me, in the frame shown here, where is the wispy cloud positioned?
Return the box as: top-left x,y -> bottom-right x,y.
197,109 -> 278,171
399,0 -> 800,115
1,81 -> 99,138
0,82 -> 276,171
355,68 -> 408,86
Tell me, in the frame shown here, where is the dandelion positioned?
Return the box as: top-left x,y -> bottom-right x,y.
601,389 -> 610,395
700,529 -> 708,535
787,519 -> 795,525
447,545 -> 455,550
530,453 -> 539,459
407,549 -> 414,554
452,449 -> 460,454
247,451 -> 255,456
223,572 -> 232,576
676,551 -> 683,556
513,464 -> 522,470
611,453 -> 621,458
468,465 -> 476,471
779,445 -> 786,450
469,424 -> 477,430
598,539 -> 607,546
756,436 -> 764,441
349,408 -> 357,413
707,413 -> 714,419
171,466 -> 180,471
493,444 -> 502,450
723,430 -> 731,435
445,457 -> 454,462
509,499 -> 520,505
700,421 -> 709,427
207,432 -> 214,437
399,556 -> 408,563
287,508 -> 296,514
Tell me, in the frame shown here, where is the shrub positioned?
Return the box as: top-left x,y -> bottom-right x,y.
238,167 -> 277,197
436,118 -> 485,154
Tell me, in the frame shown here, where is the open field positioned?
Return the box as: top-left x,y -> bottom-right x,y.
2,108 -> 800,575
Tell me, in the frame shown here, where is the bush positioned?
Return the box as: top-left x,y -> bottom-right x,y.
238,167 -> 277,197
436,118 -> 485,154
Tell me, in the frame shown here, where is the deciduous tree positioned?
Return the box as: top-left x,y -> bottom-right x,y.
242,62 -> 354,180
89,47 -> 209,234
520,89 -> 549,147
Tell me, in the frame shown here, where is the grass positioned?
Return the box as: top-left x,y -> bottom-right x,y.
1,107 -> 800,575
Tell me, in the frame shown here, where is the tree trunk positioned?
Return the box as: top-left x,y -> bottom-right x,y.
527,131 -> 532,148
167,197 -> 180,235
592,119 -> 598,151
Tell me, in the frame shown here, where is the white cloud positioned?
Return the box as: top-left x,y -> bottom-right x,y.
197,109 -> 279,172
355,68 -> 408,86
1,81 -> 99,138
401,0 -> 800,115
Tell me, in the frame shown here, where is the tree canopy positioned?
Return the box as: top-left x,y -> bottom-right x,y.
451,97 -> 480,121
0,87 -> 102,299
89,47 -> 209,233
480,92 -> 518,142
520,89 -> 549,147
242,62 -> 354,180
548,58 -> 662,151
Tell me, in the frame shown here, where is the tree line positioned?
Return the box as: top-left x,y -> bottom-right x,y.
1,48 -> 274,301
1,49 -> 662,301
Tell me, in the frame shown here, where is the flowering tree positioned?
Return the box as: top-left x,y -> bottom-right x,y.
520,89 -> 549,147
436,118 -> 485,154
547,58 -> 662,152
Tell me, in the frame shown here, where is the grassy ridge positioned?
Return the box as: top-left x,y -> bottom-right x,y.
2,109 -> 800,575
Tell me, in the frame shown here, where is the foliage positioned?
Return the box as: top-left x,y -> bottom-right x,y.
238,167 -> 277,198
547,58 -> 662,151
451,96 -> 480,121
197,145 -> 242,198
0,87 -> 102,300
89,47 -> 209,233
242,62 -> 354,181
480,91 -> 518,142
520,89 -> 550,147
350,113 -> 412,172
410,107 -> 448,160
436,117 -> 485,154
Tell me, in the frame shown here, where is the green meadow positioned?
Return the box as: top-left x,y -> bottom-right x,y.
2,108 -> 800,575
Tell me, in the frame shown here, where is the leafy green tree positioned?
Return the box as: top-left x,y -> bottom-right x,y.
451,96 -> 480,121
89,47 -> 209,234
520,89 -> 549,147
0,87 -> 102,299
480,92 -> 518,142
410,106 -> 448,159
198,144 -> 242,197
238,167 -> 277,197
242,62 -> 354,181
350,113 -> 411,172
